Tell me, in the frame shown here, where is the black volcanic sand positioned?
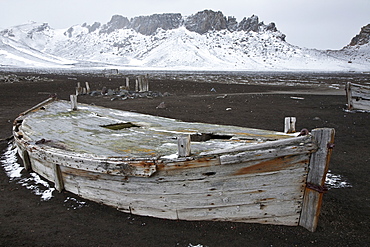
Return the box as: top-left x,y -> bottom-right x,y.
0,71 -> 369,246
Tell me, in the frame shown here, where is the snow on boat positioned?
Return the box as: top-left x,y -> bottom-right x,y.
13,96 -> 335,232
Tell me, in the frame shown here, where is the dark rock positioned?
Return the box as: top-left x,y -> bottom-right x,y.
100,15 -> 130,34
349,24 -> 370,46
64,27 -> 74,38
226,16 -> 238,32
90,91 -> 99,96
265,22 -> 277,32
184,10 -> 227,34
237,15 -> 260,32
87,22 -> 101,33
130,13 -> 182,35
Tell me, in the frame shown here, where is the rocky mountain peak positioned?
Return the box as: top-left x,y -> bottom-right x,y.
350,24 -> 370,46
100,15 -> 130,34
89,10 -> 282,36
184,10 -> 227,34
130,13 -> 183,35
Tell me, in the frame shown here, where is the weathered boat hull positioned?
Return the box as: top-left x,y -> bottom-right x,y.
346,82 -> 370,111
13,97 -> 335,231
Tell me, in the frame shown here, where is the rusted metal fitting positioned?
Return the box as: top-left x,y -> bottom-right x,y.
298,128 -> 309,136
327,143 -> 335,149
306,182 -> 328,193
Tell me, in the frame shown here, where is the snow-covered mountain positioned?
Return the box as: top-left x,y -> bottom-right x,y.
0,10 -> 369,71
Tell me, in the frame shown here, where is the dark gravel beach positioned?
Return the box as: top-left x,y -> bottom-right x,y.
0,71 -> 369,247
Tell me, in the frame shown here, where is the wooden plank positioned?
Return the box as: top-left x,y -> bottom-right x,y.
60,165 -> 306,225
85,82 -> 90,94
345,82 -> 353,110
60,161 -> 307,196
346,82 -> 370,110
56,150 -> 308,226
299,128 -> 335,232
216,135 -> 316,164
52,164 -> 64,192
70,95 -> 78,111
352,101 -> 370,112
284,117 -> 296,133
351,83 -> 370,100
20,149 -> 32,171
177,135 -> 191,157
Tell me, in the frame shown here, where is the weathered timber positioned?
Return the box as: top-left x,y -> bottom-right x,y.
284,117 -> 296,133
70,95 -> 78,110
13,97 -> 335,231
85,82 -> 90,94
345,82 -> 370,111
178,135 -> 191,157
299,128 -> 335,232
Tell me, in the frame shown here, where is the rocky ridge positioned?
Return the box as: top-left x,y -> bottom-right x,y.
80,10 -> 281,37
349,24 -> 370,46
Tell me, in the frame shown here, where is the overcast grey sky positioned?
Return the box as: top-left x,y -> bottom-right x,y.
0,0 -> 369,50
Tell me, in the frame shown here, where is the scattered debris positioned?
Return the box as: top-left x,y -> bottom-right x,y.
0,74 -> 53,83
88,87 -> 170,100
217,94 -> 227,99
290,96 -> 305,100
156,102 -> 166,109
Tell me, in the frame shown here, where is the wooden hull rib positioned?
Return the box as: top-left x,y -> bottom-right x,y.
13,97 -> 335,231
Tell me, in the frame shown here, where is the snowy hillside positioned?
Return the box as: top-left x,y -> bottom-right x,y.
0,10 -> 369,71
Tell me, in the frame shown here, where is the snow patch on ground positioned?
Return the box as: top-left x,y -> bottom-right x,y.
0,143 -> 55,200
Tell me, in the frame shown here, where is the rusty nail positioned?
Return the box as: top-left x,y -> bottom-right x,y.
327,143 -> 335,149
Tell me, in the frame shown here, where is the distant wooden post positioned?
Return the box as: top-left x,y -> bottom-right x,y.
178,135 -> 191,157
85,82 -> 90,94
135,75 -> 149,92
76,82 -> 82,95
135,78 -> 139,91
126,77 -> 130,90
299,128 -> 335,232
143,74 -> 149,91
70,95 -> 78,111
284,117 -> 296,133
345,82 -> 353,110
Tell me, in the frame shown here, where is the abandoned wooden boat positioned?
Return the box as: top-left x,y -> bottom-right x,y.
345,82 -> 370,111
13,96 -> 335,232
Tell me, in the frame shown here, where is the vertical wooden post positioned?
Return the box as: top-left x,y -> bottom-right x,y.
126,77 -> 130,90
299,128 -> 335,232
284,117 -> 296,133
70,95 -> 78,111
22,150 -> 32,171
76,82 -> 82,96
85,82 -> 90,94
135,78 -> 139,92
345,82 -> 353,110
53,164 -> 64,192
144,74 -> 149,91
178,135 -> 191,157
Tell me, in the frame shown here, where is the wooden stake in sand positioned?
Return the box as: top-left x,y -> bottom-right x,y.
284,117 -> 296,133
